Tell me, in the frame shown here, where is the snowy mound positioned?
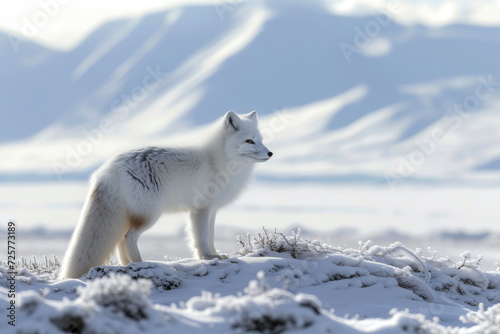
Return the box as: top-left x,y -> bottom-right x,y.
1,229 -> 500,333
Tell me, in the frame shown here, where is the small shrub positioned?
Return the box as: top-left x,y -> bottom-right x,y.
78,273 -> 152,320
236,227 -> 338,259
84,261 -> 181,291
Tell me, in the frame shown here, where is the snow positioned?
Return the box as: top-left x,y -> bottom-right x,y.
1,1 -> 500,332
2,1 -> 500,51
1,1 -> 500,183
3,182 -> 500,239
1,229 -> 500,333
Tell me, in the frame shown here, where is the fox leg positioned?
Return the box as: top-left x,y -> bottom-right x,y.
117,239 -> 131,265
208,211 -> 228,259
189,208 -> 223,259
124,229 -> 143,263
122,213 -> 156,263
209,212 -> 217,254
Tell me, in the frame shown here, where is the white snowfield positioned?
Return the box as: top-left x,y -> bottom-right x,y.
1,229 -> 499,333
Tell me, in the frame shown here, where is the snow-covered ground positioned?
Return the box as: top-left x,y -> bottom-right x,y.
2,181 -> 500,235
1,229 -> 500,333
2,181 -> 500,269
1,0 -> 500,332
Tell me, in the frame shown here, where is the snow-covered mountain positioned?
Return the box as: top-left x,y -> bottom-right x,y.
1,0 -> 499,184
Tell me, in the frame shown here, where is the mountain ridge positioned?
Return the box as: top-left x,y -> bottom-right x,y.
1,1 -> 499,183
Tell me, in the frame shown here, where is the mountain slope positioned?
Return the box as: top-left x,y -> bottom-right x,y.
1,0 -> 499,183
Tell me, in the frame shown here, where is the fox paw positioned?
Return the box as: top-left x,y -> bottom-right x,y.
203,254 -> 228,260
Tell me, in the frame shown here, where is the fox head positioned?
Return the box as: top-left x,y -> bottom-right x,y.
223,110 -> 273,163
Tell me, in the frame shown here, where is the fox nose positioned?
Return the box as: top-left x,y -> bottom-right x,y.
268,152 -> 273,157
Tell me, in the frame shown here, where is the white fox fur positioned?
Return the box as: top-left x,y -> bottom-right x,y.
60,111 -> 272,279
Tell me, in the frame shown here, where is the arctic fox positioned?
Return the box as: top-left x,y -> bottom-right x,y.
60,111 -> 272,279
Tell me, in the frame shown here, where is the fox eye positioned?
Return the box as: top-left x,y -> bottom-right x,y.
246,139 -> 255,144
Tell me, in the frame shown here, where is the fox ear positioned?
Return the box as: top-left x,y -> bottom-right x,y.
247,110 -> 258,121
225,110 -> 240,132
